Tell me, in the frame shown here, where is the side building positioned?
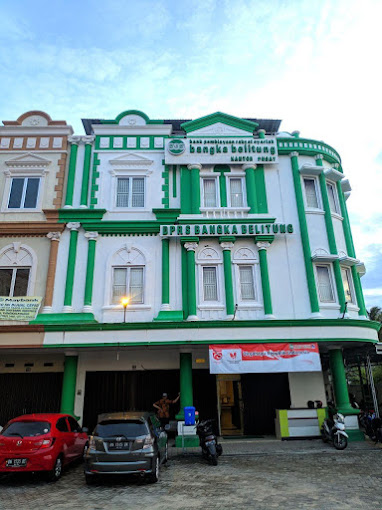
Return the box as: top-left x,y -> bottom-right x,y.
0,110 -> 378,441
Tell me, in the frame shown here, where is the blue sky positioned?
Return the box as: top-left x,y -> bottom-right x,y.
1,0 -> 381,308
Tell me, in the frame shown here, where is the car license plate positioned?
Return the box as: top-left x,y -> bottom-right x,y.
6,458 -> 27,467
109,442 -> 129,450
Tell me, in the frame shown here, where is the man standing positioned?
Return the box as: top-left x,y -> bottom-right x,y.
153,392 -> 180,426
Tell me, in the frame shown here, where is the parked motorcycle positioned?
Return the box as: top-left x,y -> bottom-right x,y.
359,410 -> 382,443
196,419 -> 222,465
321,412 -> 348,450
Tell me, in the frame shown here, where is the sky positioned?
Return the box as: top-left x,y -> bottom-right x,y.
1,0 -> 381,309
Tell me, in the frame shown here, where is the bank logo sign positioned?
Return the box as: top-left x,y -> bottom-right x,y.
160,223 -> 293,237
168,139 -> 186,155
165,137 -> 278,165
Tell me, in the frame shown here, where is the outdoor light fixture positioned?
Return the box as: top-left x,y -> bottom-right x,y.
121,297 -> 129,323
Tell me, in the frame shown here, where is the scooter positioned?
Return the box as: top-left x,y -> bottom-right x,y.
196,419 -> 223,466
321,412 -> 348,450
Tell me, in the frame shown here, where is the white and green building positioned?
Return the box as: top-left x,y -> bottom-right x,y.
0,110 -> 379,442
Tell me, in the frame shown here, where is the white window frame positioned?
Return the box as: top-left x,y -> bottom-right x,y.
7,177 -> 41,210
114,176 -> 146,209
303,176 -> 322,211
227,176 -> 246,208
111,265 -> 145,305
0,243 -> 37,296
196,247 -> 224,310
314,263 -> 337,304
340,266 -> 356,305
232,247 -> 261,309
1,166 -> 48,213
326,180 -> 340,215
0,267 -> 31,297
201,176 -> 219,208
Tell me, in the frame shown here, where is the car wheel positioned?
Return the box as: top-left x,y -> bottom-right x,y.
163,443 -> 169,464
85,473 -> 96,485
47,455 -> 63,482
148,456 -> 160,483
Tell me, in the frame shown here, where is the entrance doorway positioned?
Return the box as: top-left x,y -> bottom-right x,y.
217,375 -> 244,436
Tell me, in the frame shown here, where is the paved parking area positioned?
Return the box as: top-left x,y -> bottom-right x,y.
1,439 -> 382,509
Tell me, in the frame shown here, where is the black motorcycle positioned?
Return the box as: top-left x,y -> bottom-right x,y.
196,419 -> 222,466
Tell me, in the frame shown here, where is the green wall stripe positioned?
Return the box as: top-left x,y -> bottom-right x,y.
290,154 -> 320,313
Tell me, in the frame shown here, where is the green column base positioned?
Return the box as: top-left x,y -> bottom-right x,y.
347,429 -> 365,442
175,412 -> 185,420
154,310 -> 184,322
337,406 -> 360,416
31,313 -> 97,325
175,435 -> 200,448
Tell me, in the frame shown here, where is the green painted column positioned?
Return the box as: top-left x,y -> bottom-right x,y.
175,352 -> 199,446
337,181 -> 368,317
161,238 -> 170,308
257,241 -> 274,317
63,222 -> 80,312
80,137 -> 95,208
64,137 -> 80,207
221,242 -> 235,318
60,355 -> 78,416
254,165 -> 268,213
219,172 -> 227,207
188,164 -> 201,214
180,166 -> 191,213
329,348 -> 357,415
83,232 -> 98,311
316,156 -> 346,314
290,152 -> 320,316
184,241 -> 198,320
244,165 -> 258,213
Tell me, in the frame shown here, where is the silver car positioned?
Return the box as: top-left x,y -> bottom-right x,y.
84,412 -> 168,484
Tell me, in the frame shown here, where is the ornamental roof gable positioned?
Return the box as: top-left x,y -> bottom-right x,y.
181,112 -> 259,136
109,152 -> 153,166
5,152 -> 51,167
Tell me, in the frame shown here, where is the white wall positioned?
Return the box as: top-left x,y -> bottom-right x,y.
288,371 -> 327,408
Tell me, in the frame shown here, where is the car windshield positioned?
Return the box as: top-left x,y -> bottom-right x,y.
1,421 -> 51,438
94,420 -> 148,438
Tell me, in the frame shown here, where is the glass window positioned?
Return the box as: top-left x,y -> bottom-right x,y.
94,420 -> 149,438
203,179 -> 217,207
203,266 -> 218,301
304,178 -> 319,208
239,265 -> 255,300
230,178 -> 244,207
1,421 -> 51,437
112,267 -> 144,304
326,183 -> 339,214
0,268 -> 30,296
341,267 -> 355,304
8,177 -> 40,209
67,416 -> 82,433
316,265 -> 335,302
56,418 -> 69,432
116,177 -> 145,208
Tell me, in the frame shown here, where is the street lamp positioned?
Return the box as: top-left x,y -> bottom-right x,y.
121,297 -> 129,323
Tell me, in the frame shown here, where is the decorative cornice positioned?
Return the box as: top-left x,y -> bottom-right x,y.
184,242 -> 198,251
67,222 -> 81,231
84,231 -> 99,241
5,152 -> 51,169
256,241 -> 271,250
187,164 -> 203,171
47,232 -> 61,241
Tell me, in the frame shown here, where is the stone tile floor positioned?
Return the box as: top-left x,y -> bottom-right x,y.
1,439 -> 382,510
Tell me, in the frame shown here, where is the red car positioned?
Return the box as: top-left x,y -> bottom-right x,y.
0,413 -> 88,481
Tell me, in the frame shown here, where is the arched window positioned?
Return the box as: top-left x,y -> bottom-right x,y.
232,247 -> 259,305
196,246 -> 223,306
0,243 -> 34,296
110,246 -> 146,305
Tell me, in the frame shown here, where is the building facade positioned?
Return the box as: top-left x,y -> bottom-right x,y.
0,110 -> 379,441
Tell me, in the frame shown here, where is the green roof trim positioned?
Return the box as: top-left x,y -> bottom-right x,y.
277,138 -> 342,167
58,208 -> 106,223
101,110 -> 164,125
181,112 -> 259,134
41,318 -> 380,333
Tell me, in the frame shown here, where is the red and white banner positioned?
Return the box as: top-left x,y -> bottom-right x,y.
209,343 -> 322,374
